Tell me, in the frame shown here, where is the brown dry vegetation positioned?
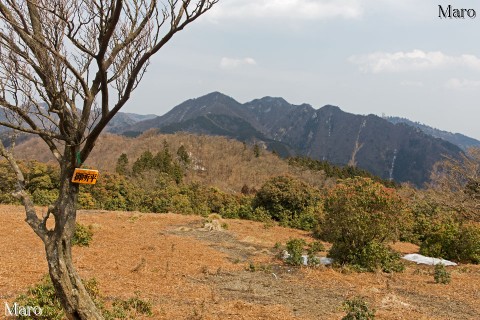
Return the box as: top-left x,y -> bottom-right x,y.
1,205 -> 480,319
13,132 -> 329,193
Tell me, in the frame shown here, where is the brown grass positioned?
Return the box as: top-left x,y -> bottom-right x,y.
1,205 -> 480,319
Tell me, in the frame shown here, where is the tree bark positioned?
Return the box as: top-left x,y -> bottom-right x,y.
44,163 -> 104,320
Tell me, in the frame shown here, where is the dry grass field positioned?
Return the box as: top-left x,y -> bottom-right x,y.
1,205 -> 480,319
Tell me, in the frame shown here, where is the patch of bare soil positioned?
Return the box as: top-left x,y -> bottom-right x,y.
1,205 -> 480,319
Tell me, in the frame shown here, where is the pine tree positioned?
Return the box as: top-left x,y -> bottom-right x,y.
177,145 -> 190,166
132,151 -> 154,175
115,153 -> 129,175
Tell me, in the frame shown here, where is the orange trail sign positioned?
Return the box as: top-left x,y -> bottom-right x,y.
72,168 -> 99,185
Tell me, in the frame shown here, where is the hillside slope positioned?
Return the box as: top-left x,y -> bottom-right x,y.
13,132 -> 328,192
2,205 -> 480,319
386,116 -> 480,151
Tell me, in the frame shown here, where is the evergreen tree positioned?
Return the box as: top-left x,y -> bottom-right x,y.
132,151 -> 154,175
177,145 -> 190,166
152,141 -> 170,171
253,144 -> 260,158
170,162 -> 184,184
115,153 -> 129,175
151,141 -> 184,183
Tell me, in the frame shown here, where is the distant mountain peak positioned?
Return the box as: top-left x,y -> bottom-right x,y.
116,92 -> 466,186
197,91 -> 233,101
258,96 -> 288,104
319,104 -> 341,112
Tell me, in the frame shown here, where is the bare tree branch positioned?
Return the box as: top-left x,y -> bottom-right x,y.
0,1 -> 218,317
429,148 -> 480,220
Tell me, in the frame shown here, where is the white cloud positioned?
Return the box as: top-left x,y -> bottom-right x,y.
207,0 -> 440,22
220,57 -> 257,70
209,0 -> 363,21
445,78 -> 480,90
349,50 -> 480,73
400,81 -> 423,87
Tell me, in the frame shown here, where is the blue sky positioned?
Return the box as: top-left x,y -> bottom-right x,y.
126,0 -> 480,140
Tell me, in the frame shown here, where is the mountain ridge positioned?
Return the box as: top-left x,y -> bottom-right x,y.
385,116 -> 480,151
115,92 -> 464,186
1,92 -> 470,187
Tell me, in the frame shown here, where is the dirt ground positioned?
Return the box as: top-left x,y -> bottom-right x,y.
1,205 -> 479,319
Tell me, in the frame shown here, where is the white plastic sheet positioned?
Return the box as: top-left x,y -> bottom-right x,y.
402,253 -> 457,266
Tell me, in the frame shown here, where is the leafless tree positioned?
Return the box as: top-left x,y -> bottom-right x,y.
429,147 -> 480,221
0,0 -> 218,318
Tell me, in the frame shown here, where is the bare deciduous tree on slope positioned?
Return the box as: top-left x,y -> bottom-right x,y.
0,1 -> 218,318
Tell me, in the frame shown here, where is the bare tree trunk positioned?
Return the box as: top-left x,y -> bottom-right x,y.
1,138 -> 104,319
0,1 -> 219,318
44,164 -> 104,320
45,238 -> 104,320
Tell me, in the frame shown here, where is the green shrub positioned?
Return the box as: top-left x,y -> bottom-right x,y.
78,191 -> 97,209
15,276 -> 153,319
307,241 -> 325,254
342,297 -> 375,320
251,206 -> 274,222
15,275 -> 64,320
88,172 -> 129,211
330,241 -> 404,273
287,206 -> 320,231
403,195 -> 459,245
170,193 -> 194,214
0,160 -> 60,205
108,294 -> 153,319
72,223 -> 94,247
205,187 -> 237,214
306,241 -> 324,266
246,262 -> 271,273
406,193 -> 480,264
285,238 -> 306,266
284,239 -> 325,267
456,224 -> 480,263
323,177 -> 408,272
124,172 -> 182,213
253,175 -> 323,230
28,172 -> 54,190
31,189 -> 58,206
220,201 -> 254,220
420,222 -> 480,264
0,161 -> 18,204
104,195 -> 128,211
434,263 -> 451,284
419,218 -> 458,259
